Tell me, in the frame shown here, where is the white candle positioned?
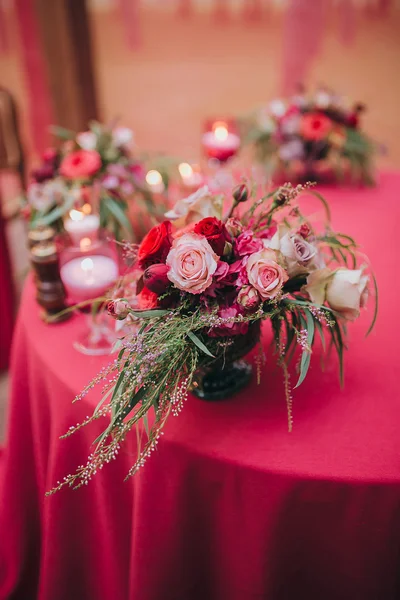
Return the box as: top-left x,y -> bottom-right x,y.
202,123 -> 240,161
146,170 -> 165,194
64,209 -> 100,246
60,255 -> 118,302
178,162 -> 204,192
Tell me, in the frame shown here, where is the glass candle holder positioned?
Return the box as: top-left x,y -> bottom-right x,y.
59,235 -> 120,355
63,184 -> 101,247
201,119 -> 240,191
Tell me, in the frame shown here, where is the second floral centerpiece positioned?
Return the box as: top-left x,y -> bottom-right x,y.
48,181 -> 377,493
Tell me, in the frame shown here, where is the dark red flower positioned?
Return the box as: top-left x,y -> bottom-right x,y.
143,263 -> 170,295
137,221 -> 172,269
31,163 -> 55,183
193,217 -> 228,255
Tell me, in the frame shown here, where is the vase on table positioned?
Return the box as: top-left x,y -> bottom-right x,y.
190,320 -> 261,401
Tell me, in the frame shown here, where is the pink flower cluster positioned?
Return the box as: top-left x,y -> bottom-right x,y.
134,203 -> 292,336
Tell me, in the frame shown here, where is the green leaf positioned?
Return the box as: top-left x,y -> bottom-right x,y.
314,319 -> 326,352
102,195 -> 133,238
130,309 -> 169,319
310,191 -> 331,225
366,272 -> 378,336
187,331 -> 215,358
295,309 -> 315,388
32,193 -> 75,227
49,125 -> 76,140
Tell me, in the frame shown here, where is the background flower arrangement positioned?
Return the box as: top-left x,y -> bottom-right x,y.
239,87 -> 380,185
47,179 -> 377,494
21,121 -> 168,242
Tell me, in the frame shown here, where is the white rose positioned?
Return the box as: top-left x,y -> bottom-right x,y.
76,131 -> 97,151
112,127 -> 134,148
268,99 -> 287,118
165,186 -> 223,228
305,268 -> 369,321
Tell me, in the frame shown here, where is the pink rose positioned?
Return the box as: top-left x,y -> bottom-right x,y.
246,249 -> 288,300
60,150 -> 102,179
166,233 -> 219,294
214,260 -> 230,282
237,285 -> 261,311
234,230 -> 263,257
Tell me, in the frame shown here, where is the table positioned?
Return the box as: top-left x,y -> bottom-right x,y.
1,172 -> 400,600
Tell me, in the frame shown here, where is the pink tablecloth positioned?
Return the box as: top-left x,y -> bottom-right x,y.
0,210 -> 14,371
1,172 -> 400,600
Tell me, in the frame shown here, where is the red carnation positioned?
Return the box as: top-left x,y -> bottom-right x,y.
300,113 -> 332,141
193,217 -> 228,256
60,150 -> 102,179
137,221 -> 172,269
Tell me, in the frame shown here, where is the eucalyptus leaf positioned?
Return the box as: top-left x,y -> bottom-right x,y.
187,331 -> 215,358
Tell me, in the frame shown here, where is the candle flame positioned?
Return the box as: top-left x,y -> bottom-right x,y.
178,162 -> 193,179
80,237 -> 92,251
146,170 -> 163,186
69,209 -> 84,222
81,257 -> 94,272
213,123 -> 228,142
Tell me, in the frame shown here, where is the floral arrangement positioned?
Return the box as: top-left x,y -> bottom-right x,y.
47,181 -> 377,494
240,87 -> 380,185
21,121 -> 166,242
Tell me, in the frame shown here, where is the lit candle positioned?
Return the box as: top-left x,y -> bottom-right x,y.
178,162 -> 204,193
60,255 -> 118,302
146,170 -> 165,194
64,209 -> 100,246
202,122 -> 240,162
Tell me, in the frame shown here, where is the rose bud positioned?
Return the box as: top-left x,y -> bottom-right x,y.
297,223 -> 311,239
143,263 -> 170,295
237,285 -> 261,311
233,183 -> 249,204
107,299 -> 130,320
225,217 -> 244,239
272,191 -> 287,207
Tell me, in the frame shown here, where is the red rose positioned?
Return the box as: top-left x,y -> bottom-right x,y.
300,113 -> 332,141
137,221 -> 172,269
143,263 -> 170,295
137,287 -> 159,310
60,150 -> 102,179
193,217 -> 228,256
